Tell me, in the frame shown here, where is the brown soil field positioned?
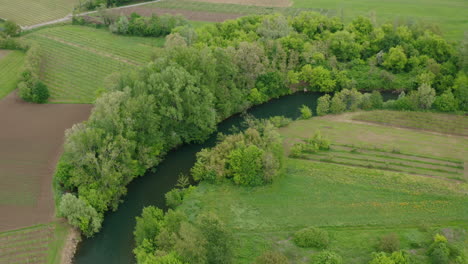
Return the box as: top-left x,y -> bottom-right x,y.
112,7 -> 242,22
187,0 -> 292,7
0,92 -> 92,232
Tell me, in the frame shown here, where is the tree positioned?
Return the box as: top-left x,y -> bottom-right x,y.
300,105 -> 313,119
4,20 -> 21,36
329,31 -> 362,61
311,251 -> 343,264
174,222 -> 208,264
433,91 -> 458,112
134,206 -> 165,246
32,81 -> 50,103
293,227 -> 329,248
415,83 -> 436,109
228,145 -> 265,186
330,94 -> 346,114
301,65 -> 336,92
370,90 -> 384,109
255,251 -> 290,264
383,46 -> 407,72
316,94 -> 331,116
257,14 -> 292,39
58,193 -> 102,237
378,233 -> 400,253
196,213 -> 233,264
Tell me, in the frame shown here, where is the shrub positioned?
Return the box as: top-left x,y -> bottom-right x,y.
316,94 -> 331,116
378,233 -> 400,253
32,81 -> 50,103
433,90 -> 458,112
370,91 -> 384,109
300,105 -> 313,119
383,45 -> 407,72
228,145 -> 265,186
289,143 -> 306,158
330,94 -> 346,114
255,251 -> 290,264
269,116 -> 292,128
293,227 -> 329,248
368,252 -> 395,264
311,251 -> 342,264
4,20 -> 21,37
306,131 -> 331,151
165,187 -> 193,209
415,83 -> 436,110
59,193 -> 102,237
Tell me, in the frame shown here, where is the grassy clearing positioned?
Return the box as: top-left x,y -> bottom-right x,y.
148,0 -> 333,16
24,25 -> 164,103
180,159 -> 468,263
0,50 -> 25,100
0,222 -> 71,264
352,110 -> 468,136
292,0 -> 468,40
178,115 -> 467,263
0,0 -> 78,26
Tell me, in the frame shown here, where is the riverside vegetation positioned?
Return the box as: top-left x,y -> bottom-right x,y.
47,11 -> 468,241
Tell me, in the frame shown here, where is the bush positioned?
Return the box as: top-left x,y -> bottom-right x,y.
59,193 -> 102,237
311,251 -> 342,264
316,94 -> 331,116
293,227 -> 329,248
4,20 -> 21,37
165,187 -> 193,209
330,95 -> 346,114
255,251 -> 290,264
433,90 -> 458,112
228,144 -> 265,186
300,105 -> 313,119
269,116 -> 292,128
370,91 -> 384,109
378,233 -> 400,253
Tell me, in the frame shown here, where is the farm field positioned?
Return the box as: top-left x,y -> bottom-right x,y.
352,110 -> 468,136
0,50 -> 25,100
0,92 -> 91,231
177,113 -> 468,263
24,25 -> 164,103
0,0 -> 78,26
0,222 -> 70,264
292,0 -> 468,40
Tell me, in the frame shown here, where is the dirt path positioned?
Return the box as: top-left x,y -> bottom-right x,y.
21,0 -> 163,30
60,227 -> 80,264
0,91 -> 92,232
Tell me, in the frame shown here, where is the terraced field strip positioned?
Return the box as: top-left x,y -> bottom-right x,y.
352,111 -> 468,136
297,145 -> 465,182
0,0 -> 77,26
0,224 -> 54,264
0,51 -> 25,100
148,0 -> 335,17
23,25 -> 164,103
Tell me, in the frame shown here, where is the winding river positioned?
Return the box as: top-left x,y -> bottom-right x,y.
74,92 -> 321,264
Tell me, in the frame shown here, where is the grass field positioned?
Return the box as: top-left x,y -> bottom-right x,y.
0,50 -> 25,100
291,0 -> 467,40
177,112 -> 468,263
352,110 -> 468,136
0,0 -> 78,26
0,222 -> 70,264
24,25 -> 165,103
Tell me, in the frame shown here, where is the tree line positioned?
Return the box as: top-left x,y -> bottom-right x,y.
54,12 -> 467,236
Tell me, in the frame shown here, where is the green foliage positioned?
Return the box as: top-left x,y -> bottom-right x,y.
415,83 -> 436,110
269,116 -> 292,128
17,45 -> 50,104
165,187 -> 194,209
316,94 -> 331,116
4,20 -> 21,37
368,252 -> 395,264
378,234 -> 400,253
255,251 -> 290,264
310,251 -> 342,264
293,227 -> 329,249
196,213 -> 233,264
58,193 -> 102,237
329,30 -> 362,61
110,13 -> 188,37
134,206 -> 165,247
301,65 -> 336,92
370,91 -> 384,109
228,145 -> 265,186
383,46 -> 407,72
300,105 -> 313,119
433,90 -> 458,112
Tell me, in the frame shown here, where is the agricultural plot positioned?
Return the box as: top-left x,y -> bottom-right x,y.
178,114 -> 468,263
0,92 -> 91,231
0,0 -> 77,26
352,110 -> 468,136
0,50 -> 25,100
24,25 -> 164,103
0,222 -> 69,264
292,0 -> 468,40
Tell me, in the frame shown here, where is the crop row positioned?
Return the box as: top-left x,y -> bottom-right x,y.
0,0 -> 75,26
0,51 -> 25,99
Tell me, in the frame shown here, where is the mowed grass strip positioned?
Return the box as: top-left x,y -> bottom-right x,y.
0,222 -> 70,264
352,110 -> 468,136
292,0 -> 468,40
280,116 -> 468,161
179,159 -> 468,263
0,50 -> 25,100
24,26 -> 164,103
0,0 -> 77,26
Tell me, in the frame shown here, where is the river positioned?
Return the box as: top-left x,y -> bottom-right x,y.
73,92 -> 321,264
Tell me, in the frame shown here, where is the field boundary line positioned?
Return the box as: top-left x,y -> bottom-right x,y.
21,0 -> 164,30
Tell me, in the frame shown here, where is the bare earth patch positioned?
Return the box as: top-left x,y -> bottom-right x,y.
187,0 -> 292,7
111,7 -> 242,22
0,92 -> 92,232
